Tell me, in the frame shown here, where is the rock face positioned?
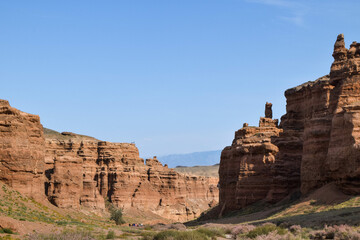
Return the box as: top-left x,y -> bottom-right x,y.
274,34 -> 360,196
219,103 -> 281,212
219,34 -> 360,212
0,100 -> 45,201
45,138 -> 105,210
301,34 -> 360,195
0,103 -> 218,222
44,133 -> 219,221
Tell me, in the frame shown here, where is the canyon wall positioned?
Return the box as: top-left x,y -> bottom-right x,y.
0,103 -> 218,222
44,131 -> 219,221
279,34 -> 360,195
0,100 -> 45,201
219,105 -> 281,212
219,34 -> 360,212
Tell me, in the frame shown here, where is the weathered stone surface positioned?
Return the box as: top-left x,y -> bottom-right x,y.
0,100 -> 45,201
276,35 -> 360,196
219,34 -> 360,211
0,101 -> 218,221
45,138 -> 104,210
219,104 -> 281,212
265,102 -> 273,119
268,75 -> 333,202
44,134 -> 219,221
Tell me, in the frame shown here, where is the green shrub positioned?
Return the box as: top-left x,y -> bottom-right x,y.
106,199 -> 125,225
0,228 -> 14,234
106,230 -> 115,239
110,209 -> 125,225
246,224 -> 287,239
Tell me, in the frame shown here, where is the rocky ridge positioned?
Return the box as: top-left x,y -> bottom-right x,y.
0,104 -> 218,222
219,34 -> 360,213
44,130 -> 219,222
0,100 -> 45,201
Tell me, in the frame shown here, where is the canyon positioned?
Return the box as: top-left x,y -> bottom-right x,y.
219,34 -> 360,213
1,34 -> 360,224
0,102 -> 218,222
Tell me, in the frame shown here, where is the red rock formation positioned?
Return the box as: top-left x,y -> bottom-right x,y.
0,101 -> 218,221
0,100 -> 45,201
219,35 -> 360,212
143,157 -> 218,221
45,138 -> 104,210
44,133 -> 219,221
219,103 -> 281,212
313,34 -> 360,194
0,101 -> 219,221
274,34 -> 360,196
266,75 -> 333,202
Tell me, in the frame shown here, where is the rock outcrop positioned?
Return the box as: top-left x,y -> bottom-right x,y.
219,34 -> 360,212
301,34 -> 360,195
272,34 -> 360,197
0,103 -> 218,222
45,137 -> 105,210
0,100 -> 45,201
219,103 -> 281,211
44,132 -> 219,221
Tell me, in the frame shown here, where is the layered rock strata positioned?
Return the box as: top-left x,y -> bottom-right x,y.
301,34 -> 360,194
219,103 -> 281,211
0,102 -> 218,221
0,100 -> 45,201
220,34 -> 360,212
44,133 -> 219,221
273,34 -> 360,196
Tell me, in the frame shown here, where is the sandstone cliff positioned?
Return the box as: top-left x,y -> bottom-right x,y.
219,34 -> 360,212
219,104 -> 281,212
0,101 -> 218,222
44,131 -> 218,221
0,100 -> 45,201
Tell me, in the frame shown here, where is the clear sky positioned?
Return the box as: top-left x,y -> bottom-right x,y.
1,0 -> 360,158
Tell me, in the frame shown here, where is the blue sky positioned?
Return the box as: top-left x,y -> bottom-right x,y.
1,0 -> 360,158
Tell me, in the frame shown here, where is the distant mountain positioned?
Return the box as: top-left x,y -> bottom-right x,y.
174,164 -> 219,177
157,150 -> 221,168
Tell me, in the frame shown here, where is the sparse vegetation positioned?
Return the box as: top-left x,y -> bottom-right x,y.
1,180 -> 360,240
105,199 -> 125,225
105,230 -> 115,239
195,228 -> 225,238
140,228 -> 224,240
245,223 -> 287,239
0,229 -> 14,234
110,209 -> 125,225
43,128 -> 98,142
26,230 -> 97,240
150,230 -> 208,240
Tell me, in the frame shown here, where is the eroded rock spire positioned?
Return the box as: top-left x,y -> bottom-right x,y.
265,102 -> 273,119
333,33 -> 347,62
